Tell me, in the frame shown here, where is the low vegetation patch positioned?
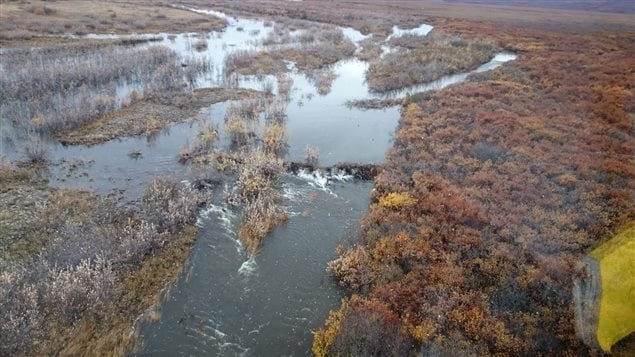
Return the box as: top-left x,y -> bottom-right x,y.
225,50 -> 288,76
279,35 -> 356,71
1,42 -> 212,135
313,295 -> 411,357
345,98 -> 402,110
0,168 -> 210,356
0,0 -> 226,42
224,27 -> 356,77
322,20 -> 634,355
367,32 -> 498,92
356,37 -> 383,61
56,88 -> 268,145
234,151 -> 287,254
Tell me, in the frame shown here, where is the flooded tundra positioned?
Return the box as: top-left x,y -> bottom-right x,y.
0,3 -> 524,356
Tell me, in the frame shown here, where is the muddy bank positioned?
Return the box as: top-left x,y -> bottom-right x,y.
56,88 -> 269,146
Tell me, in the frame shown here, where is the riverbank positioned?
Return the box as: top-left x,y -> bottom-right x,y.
0,161 -> 209,355
316,5 -> 635,355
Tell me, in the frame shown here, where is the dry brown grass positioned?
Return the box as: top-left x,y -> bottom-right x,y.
56,88 -> 267,146
263,121 -> 288,153
0,0 -> 226,43
235,150 -> 286,254
185,0 -> 634,36
50,226 -> 197,357
356,37 -> 383,61
224,50 -> 288,76
239,191 -> 287,254
367,33 -> 498,92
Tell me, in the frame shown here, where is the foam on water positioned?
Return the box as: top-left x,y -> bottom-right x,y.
196,203 -> 236,233
238,257 -> 258,277
281,182 -> 311,202
296,168 -> 329,190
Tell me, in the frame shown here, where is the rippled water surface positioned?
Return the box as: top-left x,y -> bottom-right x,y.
135,179 -> 372,356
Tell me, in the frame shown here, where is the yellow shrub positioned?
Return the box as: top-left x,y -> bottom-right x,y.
263,122 -> 288,152
403,318 -> 437,344
312,299 -> 349,357
379,192 -> 417,210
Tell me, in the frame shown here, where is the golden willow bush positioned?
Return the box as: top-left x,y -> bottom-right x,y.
235,151 -> 287,254
322,18 -> 634,356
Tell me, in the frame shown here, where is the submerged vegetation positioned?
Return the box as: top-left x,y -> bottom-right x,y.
0,42 -> 212,136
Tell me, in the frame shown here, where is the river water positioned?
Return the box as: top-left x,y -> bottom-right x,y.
135,180 -> 372,356
0,6 -> 516,356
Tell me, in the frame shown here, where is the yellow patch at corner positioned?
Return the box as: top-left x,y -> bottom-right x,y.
589,225 -> 635,351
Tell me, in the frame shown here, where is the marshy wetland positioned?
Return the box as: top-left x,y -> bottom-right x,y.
1,1 -> 633,356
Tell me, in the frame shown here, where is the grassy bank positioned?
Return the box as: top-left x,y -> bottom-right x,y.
56,88 -> 269,146
0,162 -> 210,356
319,19 -> 634,356
52,225 -> 198,356
366,33 -> 498,92
0,0 -> 226,42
